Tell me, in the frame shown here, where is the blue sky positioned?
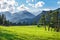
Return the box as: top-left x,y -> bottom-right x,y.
16,0 -> 59,9
0,0 -> 59,15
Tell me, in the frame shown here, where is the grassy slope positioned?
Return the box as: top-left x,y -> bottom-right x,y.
0,25 -> 60,40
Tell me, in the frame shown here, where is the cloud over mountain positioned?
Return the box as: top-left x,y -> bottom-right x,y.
0,0 -> 18,13
0,0 -> 58,15
17,4 -> 29,11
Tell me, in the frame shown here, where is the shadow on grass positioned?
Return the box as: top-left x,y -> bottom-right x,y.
0,30 -> 24,40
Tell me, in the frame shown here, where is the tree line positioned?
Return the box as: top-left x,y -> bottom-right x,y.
0,14 -> 11,26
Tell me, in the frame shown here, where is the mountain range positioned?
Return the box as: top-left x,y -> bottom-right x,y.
0,8 -> 60,25
0,10 -> 36,24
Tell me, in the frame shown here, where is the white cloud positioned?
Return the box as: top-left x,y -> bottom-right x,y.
17,4 -> 29,11
35,1 -> 45,8
57,1 -> 60,4
57,1 -> 60,7
28,1 -> 45,8
26,0 -> 30,3
32,0 -> 34,2
0,0 -> 18,13
26,0 -> 34,3
42,8 -> 51,11
28,3 -> 35,8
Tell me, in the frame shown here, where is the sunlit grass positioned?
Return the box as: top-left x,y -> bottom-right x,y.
0,25 -> 60,40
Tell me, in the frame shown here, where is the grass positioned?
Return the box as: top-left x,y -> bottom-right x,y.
0,25 -> 60,40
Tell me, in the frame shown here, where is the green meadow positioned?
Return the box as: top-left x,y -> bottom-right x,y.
0,25 -> 60,40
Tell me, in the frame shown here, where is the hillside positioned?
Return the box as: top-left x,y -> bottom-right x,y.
33,8 -> 60,24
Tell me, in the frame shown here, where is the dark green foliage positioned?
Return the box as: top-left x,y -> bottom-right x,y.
38,8 -> 60,32
37,24 -> 40,27
0,14 -> 10,26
